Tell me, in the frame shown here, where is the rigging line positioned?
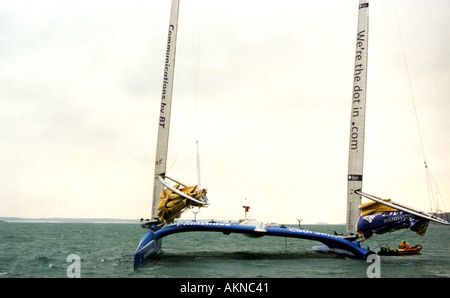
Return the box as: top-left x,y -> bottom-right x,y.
193,9 -> 202,144
166,94 -> 198,173
393,4 -> 447,213
427,167 -> 447,212
393,4 -> 427,164
193,15 -> 202,189
167,90 -> 199,172
167,13 -> 201,174
425,166 -> 434,212
196,140 -> 201,188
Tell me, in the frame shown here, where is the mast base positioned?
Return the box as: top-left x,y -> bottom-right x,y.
333,231 -> 360,242
140,218 -> 163,229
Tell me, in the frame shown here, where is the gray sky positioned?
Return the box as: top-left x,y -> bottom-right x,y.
1,0 -> 449,224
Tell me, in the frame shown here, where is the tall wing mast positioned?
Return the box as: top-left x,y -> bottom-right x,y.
151,0 -> 180,220
346,0 -> 369,236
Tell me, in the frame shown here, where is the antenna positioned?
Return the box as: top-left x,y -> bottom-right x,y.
192,208 -> 200,221
243,205 -> 250,220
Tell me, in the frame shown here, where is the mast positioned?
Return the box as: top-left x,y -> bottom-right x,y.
151,0 -> 180,220
346,0 -> 369,236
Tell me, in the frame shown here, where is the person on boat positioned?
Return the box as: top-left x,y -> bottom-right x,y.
399,240 -> 410,249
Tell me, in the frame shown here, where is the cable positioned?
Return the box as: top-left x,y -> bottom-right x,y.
393,3 -> 446,214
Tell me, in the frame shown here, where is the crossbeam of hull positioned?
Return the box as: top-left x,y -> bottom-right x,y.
134,221 -> 373,270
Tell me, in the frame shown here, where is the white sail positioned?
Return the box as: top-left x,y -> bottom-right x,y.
346,0 -> 369,235
151,0 -> 180,219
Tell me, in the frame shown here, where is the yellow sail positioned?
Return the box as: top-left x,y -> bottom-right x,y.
157,184 -> 207,223
359,199 -> 397,217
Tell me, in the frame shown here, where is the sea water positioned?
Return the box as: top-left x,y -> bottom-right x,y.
0,222 -> 448,278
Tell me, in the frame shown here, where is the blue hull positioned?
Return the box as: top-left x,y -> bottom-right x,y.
134,221 -> 373,270
357,212 -> 430,239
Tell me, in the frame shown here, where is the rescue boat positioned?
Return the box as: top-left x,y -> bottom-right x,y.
378,244 -> 422,256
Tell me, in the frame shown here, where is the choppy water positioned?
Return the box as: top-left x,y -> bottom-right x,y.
0,222 -> 448,278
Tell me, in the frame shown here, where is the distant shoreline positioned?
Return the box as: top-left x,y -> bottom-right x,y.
0,217 -> 342,225
0,217 -> 138,224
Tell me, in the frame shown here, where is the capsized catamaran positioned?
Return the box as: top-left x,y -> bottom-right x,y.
344,0 -> 449,240
133,0 -> 374,270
